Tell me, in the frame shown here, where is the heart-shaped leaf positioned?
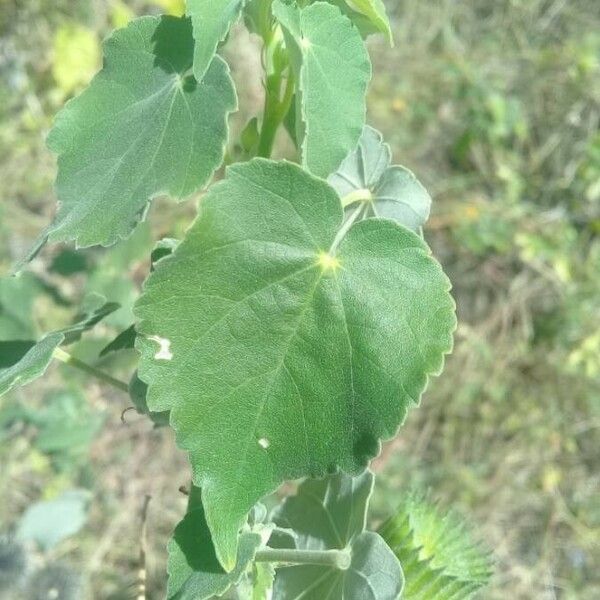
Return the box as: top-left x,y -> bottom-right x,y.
273,1 -> 371,178
329,126 -> 431,232
40,15 -> 236,251
167,486 -> 262,599
187,0 -> 245,81
269,472 -> 404,600
134,158 -> 456,570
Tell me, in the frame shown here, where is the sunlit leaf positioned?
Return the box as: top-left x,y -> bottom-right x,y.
40,15 -> 236,251
329,126 -> 431,232
135,159 -> 456,570
273,1 -> 371,178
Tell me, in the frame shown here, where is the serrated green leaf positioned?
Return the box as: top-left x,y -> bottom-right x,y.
0,334 -> 63,397
270,472 -> 404,600
187,0 -> 245,81
134,159 -> 456,570
273,1 -> 371,178
329,126 -> 431,232
167,486 -> 262,599
41,15 -> 237,250
379,494 -> 492,599
17,490 -> 91,551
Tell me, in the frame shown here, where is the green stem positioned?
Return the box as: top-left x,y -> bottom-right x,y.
257,70 -> 284,158
329,202 -> 367,255
341,188 -> 373,208
52,348 -> 129,393
254,548 -> 351,570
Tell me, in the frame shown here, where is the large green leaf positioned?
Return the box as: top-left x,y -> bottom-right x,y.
134,159 -> 456,571
273,1 -> 371,178
270,471 -> 404,600
329,126 -> 431,232
187,0 -> 245,81
42,15 -> 236,250
167,486 -> 262,599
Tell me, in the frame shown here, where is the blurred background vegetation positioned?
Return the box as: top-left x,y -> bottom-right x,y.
0,0 -> 599,598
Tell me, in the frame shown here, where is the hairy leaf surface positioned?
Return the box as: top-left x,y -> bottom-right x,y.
187,0 -> 245,81
270,472 -> 404,600
273,1 -> 371,178
135,159 -> 456,570
329,126 -> 431,232
44,15 -> 236,249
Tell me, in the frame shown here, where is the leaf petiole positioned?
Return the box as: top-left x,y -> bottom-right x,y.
254,547 -> 351,570
52,347 -> 129,393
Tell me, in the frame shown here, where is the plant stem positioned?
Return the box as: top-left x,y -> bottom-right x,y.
329,202 -> 367,255
254,548 -> 351,570
341,188 -> 373,208
52,347 -> 129,393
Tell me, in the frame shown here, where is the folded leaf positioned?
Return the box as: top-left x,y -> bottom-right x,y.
135,159 -> 456,570
43,15 -> 237,250
329,126 -> 431,232
273,1 -> 371,178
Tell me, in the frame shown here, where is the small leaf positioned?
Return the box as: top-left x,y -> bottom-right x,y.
273,1 -> 371,178
187,0 -> 245,81
0,297 -> 119,397
329,126 -> 431,232
167,487 -> 262,599
270,472 -> 404,600
379,493 -> 493,599
135,159 -> 456,570
41,15 -> 237,250
99,324 -> 137,357
334,0 -> 393,44
0,334 -> 63,397
17,490 -> 91,551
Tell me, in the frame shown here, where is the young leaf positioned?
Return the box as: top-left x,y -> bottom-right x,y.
167,487 -> 262,599
134,159 -> 456,570
333,0 -> 393,44
273,1 -> 371,178
379,493 -> 493,599
42,15 -> 236,250
187,0 -> 245,82
329,126 -> 431,232
269,472 -> 404,600
0,334 -> 64,397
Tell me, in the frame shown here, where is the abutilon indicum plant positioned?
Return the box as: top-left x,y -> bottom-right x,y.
1,0 -> 492,598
